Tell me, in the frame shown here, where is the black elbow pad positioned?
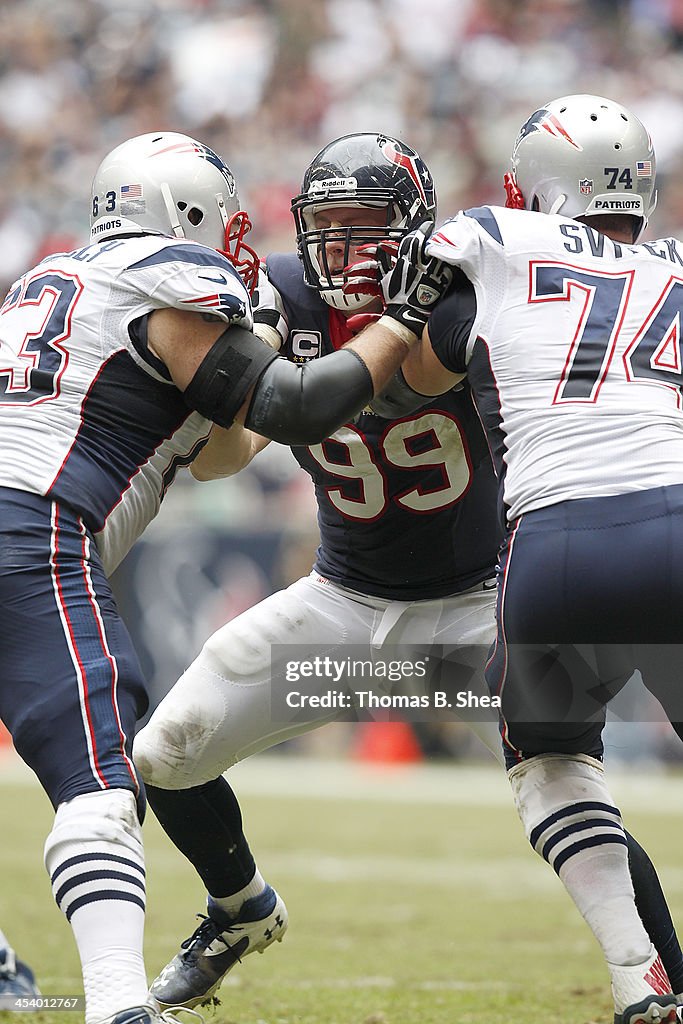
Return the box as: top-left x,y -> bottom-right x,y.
369,368 -> 431,419
245,348 -> 373,445
183,325 -> 279,427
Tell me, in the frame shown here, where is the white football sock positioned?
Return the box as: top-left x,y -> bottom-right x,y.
44,790 -> 149,1024
210,867 -> 267,918
509,754 -> 652,966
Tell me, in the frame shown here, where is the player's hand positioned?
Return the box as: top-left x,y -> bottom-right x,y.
345,311 -> 382,335
342,241 -> 399,300
378,226 -> 453,337
344,227 -> 450,335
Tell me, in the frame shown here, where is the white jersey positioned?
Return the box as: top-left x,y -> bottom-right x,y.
427,206 -> 683,521
0,234 -> 252,571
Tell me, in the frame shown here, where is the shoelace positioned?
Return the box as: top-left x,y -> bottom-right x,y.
159,1007 -> 205,1024
180,916 -> 224,954
180,915 -> 244,956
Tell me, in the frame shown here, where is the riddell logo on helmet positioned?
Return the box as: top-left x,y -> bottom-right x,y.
309,177 -> 358,193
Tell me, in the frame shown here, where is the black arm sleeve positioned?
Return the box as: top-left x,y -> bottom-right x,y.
245,348 -> 373,445
183,324 -> 280,428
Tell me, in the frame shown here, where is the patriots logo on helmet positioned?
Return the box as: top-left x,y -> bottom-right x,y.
513,107 -> 583,154
151,141 -> 237,196
380,137 -> 433,207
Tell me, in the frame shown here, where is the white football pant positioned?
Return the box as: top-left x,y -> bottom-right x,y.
133,572 -> 500,789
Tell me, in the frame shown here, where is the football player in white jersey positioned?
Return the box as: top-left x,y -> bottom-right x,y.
134,131 -> 683,1021
360,95 -> 683,1024
0,131 -> 435,1024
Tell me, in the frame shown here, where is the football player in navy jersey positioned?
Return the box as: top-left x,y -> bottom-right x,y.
133,133 -> 683,1018
359,96 -> 683,1024
0,131 -> 430,1024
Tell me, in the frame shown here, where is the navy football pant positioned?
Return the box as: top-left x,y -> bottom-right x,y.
0,489 -> 148,809
486,484 -> 683,768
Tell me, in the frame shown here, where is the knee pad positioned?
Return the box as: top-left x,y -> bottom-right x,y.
508,753 -> 626,875
133,652 -> 233,789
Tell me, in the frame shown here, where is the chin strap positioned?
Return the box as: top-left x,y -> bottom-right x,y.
160,182 -> 184,236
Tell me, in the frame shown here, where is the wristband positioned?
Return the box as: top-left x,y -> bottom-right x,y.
377,314 -> 420,347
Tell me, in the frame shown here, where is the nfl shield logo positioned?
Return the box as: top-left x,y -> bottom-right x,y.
416,284 -> 439,306
579,178 -> 593,195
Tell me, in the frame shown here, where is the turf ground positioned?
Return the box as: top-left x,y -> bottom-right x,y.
1,748 -> 682,1024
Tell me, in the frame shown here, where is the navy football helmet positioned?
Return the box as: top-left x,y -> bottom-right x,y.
291,132 -> 436,311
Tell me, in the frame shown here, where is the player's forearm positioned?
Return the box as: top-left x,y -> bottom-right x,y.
243,318 -> 417,445
402,325 -> 465,395
190,424 -> 270,480
343,315 -> 416,393
168,314 -> 414,446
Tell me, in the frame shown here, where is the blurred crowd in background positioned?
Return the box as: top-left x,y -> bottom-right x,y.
2,0 -> 683,761
5,0 -> 683,285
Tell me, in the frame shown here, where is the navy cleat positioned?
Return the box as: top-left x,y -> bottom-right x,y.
614,995 -> 678,1024
96,1004 -> 204,1024
98,1009 -> 160,1024
0,945 -> 40,999
150,886 -> 288,1009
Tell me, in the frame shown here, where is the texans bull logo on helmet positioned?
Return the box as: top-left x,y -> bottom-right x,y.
379,137 -> 435,210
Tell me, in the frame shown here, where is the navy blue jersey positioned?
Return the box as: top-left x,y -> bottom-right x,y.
265,252 -> 500,599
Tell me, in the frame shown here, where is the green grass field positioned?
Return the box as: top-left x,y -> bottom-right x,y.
1,753 -> 683,1024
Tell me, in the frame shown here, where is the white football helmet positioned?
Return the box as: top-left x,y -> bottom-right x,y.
90,131 -> 259,291
505,94 -> 657,241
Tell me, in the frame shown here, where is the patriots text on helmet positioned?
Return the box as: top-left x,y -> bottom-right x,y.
592,198 -> 643,211
92,219 -> 122,235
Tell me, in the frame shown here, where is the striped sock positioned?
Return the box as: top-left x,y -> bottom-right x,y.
510,754 -> 652,966
44,791 -> 150,1024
